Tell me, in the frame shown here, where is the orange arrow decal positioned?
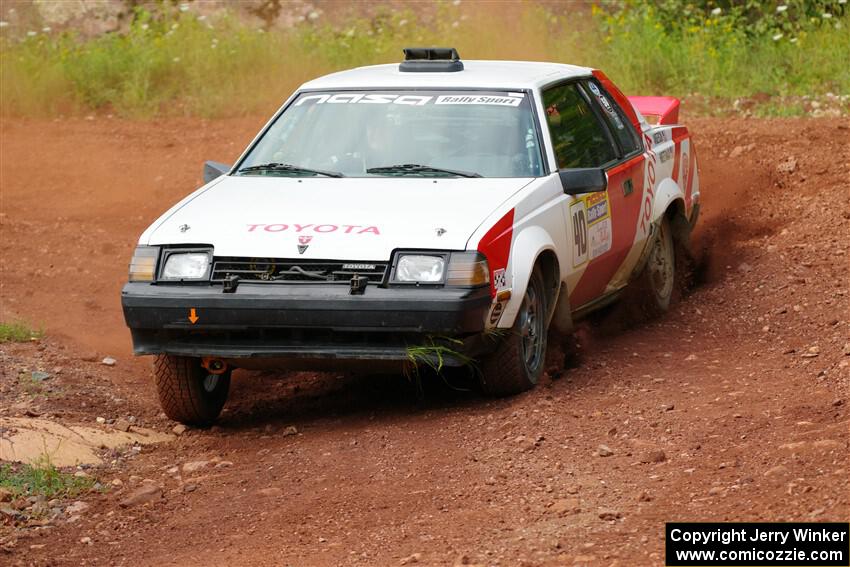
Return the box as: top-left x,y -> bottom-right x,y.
188,308 -> 199,324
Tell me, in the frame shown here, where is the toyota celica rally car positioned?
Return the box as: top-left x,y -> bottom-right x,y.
122,48 -> 700,425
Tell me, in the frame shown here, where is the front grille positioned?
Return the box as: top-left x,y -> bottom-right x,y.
211,257 -> 388,284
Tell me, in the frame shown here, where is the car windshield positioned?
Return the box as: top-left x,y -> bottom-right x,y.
237,90 -> 544,178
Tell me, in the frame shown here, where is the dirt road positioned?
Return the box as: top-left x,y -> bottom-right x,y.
1,115 -> 848,566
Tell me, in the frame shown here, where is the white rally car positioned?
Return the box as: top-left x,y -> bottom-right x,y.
122,48 -> 700,425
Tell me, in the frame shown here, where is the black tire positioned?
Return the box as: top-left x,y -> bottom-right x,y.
479,267 -> 549,396
154,355 -> 230,426
635,215 -> 677,317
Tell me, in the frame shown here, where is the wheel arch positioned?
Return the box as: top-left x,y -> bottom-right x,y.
499,226 -> 562,328
652,178 -> 691,249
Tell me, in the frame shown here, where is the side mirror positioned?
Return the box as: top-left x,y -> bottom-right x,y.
558,168 -> 607,195
203,161 -> 231,184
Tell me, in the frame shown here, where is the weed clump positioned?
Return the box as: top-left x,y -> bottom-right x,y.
0,321 -> 43,343
0,458 -> 95,500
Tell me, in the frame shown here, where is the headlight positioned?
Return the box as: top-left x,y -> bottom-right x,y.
128,246 -> 159,282
446,252 -> 489,286
160,251 -> 211,281
395,254 -> 446,283
391,251 -> 490,286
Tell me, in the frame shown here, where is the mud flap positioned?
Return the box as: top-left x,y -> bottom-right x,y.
550,282 -> 573,334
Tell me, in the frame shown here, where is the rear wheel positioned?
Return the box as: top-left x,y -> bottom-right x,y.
636,215 -> 676,316
480,267 -> 548,396
154,355 -> 230,426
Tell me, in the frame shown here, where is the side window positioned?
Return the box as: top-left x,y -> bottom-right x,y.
542,83 -> 617,169
583,80 -> 641,156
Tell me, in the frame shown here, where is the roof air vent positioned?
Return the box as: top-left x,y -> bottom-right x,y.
399,47 -> 464,73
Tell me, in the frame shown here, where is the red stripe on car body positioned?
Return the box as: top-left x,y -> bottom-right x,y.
672,140 -> 682,183
477,209 -> 515,297
670,126 -> 689,143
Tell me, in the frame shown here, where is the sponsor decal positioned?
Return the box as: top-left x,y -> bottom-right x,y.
653,131 -> 667,145
435,94 -> 523,106
659,147 -> 674,163
585,192 -> 610,225
592,69 -> 641,130
585,193 -> 612,261
587,82 -> 624,130
639,131 -> 660,236
489,301 -> 504,325
588,218 -> 612,260
493,268 -> 507,290
247,223 -> 381,235
295,93 -> 433,106
294,92 -> 525,108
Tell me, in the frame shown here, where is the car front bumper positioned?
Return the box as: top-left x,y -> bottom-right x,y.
122,282 -> 492,363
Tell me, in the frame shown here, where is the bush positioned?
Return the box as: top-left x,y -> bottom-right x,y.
592,0 -> 850,98
0,2 -> 847,118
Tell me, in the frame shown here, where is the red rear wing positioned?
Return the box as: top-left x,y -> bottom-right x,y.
627,96 -> 680,125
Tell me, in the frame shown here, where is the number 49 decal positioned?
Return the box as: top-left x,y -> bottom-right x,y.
570,200 -> 588,267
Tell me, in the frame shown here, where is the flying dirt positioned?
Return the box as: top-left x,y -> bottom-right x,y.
0,115 -> 848,566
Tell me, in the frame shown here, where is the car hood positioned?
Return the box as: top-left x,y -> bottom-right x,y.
145,176 -> 533,260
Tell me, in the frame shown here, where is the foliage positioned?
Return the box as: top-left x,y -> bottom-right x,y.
598,0 -> 847,39
1,7 -> 329,117
0,321 -> 43,342
0,2 -> 847,118
0,458 -> 95,500
589,0 -> 850,99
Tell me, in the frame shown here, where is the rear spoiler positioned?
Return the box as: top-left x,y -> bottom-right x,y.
627,96 -> 680,125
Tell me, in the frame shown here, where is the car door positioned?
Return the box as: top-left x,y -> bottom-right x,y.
573,79 -> 649,304
540,81 -> 646,310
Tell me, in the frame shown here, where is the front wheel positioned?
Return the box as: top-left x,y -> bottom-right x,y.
479,267 -> 549,396
153,355 -> 230,426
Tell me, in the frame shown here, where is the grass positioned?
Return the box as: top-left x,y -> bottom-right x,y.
406,337 -> 475,376
752,101 -> 808,117
0,3 -> 847,118
0,458 -> 95,501
0,321 -> 43,343
404,336 -> 478,398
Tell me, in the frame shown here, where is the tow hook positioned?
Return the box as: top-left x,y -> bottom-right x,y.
201,357 -> 228,375
349,274 -> 368,295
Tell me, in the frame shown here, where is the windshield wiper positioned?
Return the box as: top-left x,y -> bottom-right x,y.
366,163 -> 481,178
237,163 -> 344,178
